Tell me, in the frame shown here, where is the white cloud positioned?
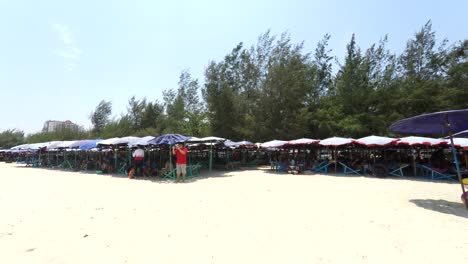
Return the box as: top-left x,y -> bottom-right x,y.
52,23 -> 83,71
66,62 -> 78,72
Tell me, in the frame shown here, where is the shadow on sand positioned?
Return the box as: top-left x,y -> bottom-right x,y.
410,199 -> 468,218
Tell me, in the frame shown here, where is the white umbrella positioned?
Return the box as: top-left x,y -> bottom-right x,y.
97,137 -> 120,145
354,135 -> 398,147
11,144 -> 31,150
447,138 -> 468,148
397,136 -> 447,146
56,141 -> 79,149
129,136 -> 155,147
186,136 -> 226,143
286,138 -> 320,145
260,140 -> 288,148
113,136 -> 141,145
319,137 -> 354,146
46,141 -> 64,150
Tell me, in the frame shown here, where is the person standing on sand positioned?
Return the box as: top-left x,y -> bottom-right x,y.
172,143 -> 188,183
132,146 -> 145,177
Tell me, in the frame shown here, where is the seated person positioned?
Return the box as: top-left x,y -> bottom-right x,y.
288,158 -> 300,174
100,160 -> 110,173
430,149 -> 445,170
159,160 -> 171,177
142,161 -> 158,177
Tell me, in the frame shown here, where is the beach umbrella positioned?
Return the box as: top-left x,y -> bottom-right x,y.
148,134 -> 191,145
261,140 -> 287,148
97,137 -> 120,146
450,130 -> 468,138
46,141 -> 64,150
389,109 -> 468,210
129,136 -> 155,147
57,141 -> 79,149
319,137 -> 354,146
354,135 -> 398,147
186,136 -> 226,171
224,140 -> 255,148
186,136 -> 226,143
396,136 -> 447,146
236,140 -> 254,146
79,140 -> 102,150
286,138 -> 320,146
147,134 -> 191,177
319,137 -> 354,172
223,141 -> 237,147
116,136 -> 141,146
390,109 -> 468,135
448,138 -> 468,148
11,143 -> 31,150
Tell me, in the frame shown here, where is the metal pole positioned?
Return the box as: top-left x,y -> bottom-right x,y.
209,144 -> 213,172
448,134 -> 468,209
443,114 -> 468,209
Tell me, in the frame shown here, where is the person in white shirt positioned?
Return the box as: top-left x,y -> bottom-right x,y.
132,146 -> 145,177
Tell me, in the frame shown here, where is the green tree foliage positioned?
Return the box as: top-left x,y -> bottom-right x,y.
90,100 -> 112,135
440,40 -> 468,109
8,21 -> 466,144
163,70 -> 209,136
99,116 -> 134,138
0,129 -> 25,148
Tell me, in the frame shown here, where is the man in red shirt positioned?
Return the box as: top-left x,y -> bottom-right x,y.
172,143 -> 188,182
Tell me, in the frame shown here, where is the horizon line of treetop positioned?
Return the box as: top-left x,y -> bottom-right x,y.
0,20 -> 466,148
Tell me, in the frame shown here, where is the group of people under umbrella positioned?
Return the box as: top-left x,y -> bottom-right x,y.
1,110 -> 468,209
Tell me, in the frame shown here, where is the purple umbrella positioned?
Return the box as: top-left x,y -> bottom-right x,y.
389,109 -> 468,135
147,134 -> 191,145
389,109 -> 468,209
451,130 -> 468,139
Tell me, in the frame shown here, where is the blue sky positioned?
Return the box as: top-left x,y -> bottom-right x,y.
0,0 -> 467,134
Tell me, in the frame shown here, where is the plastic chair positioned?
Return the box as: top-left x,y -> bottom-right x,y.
338,162 -> 361,175
388,164 -> 409,177
417,164 -> 457,181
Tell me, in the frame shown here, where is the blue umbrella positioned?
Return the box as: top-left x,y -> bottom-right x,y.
389,109 -> 468,135
236,141 -> 254,146
79,139 -> 102,150
224,140 -> 237,147
450,130 -> 468,139
147,134 -> 191,180
389,109 -> 468,209
148,134 -> 191,145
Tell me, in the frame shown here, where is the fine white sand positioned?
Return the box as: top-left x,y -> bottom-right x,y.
0,162 -> 467,264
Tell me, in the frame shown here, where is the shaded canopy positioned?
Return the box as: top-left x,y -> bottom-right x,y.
396,136 -> 447,146
451,130 -> 468,138
389,109 -> 468,135
148,134 -> 191,145
260,140 -> 287,148
286,138 -> 319,146
319,137 -> 354,146
354,135 -> 398,147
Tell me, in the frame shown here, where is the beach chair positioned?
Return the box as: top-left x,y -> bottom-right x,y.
187,164 -> 202,179
247,158 -> 259,167
117,163 -> 128,175
338,162 -> 361,176
25,156 -> 37,167
388,164 -> 409,178
279,163 -> 289,172
418,164 -> 457,181
163,168 -> 177,180
313,161 -> 333,173
270,161 -> 278,171
62,160 -> 74,170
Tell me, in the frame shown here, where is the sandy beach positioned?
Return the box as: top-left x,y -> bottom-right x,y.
0,162 -> 467,264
